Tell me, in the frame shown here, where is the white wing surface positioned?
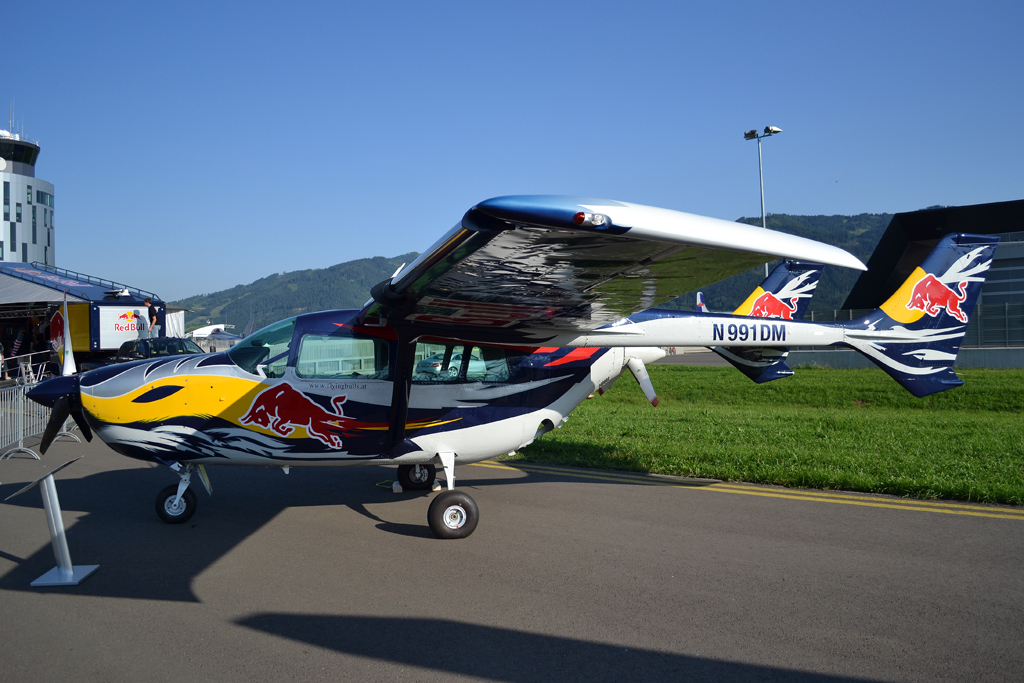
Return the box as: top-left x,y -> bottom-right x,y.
362,196 -> 865,335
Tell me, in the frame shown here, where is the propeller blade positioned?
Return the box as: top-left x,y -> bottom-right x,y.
70,407 -> 93,442
40,395 -> 71,455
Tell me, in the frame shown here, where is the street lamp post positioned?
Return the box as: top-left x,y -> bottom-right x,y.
745,127 -> 782,232
744,126 -> 782,276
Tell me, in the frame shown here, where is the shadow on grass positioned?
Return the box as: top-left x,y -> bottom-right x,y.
236,613 -> 882,683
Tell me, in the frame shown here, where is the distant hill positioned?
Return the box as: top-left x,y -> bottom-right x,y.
174,212 -> 892,334
660,213 -> 892,313
173,253 -> 418,333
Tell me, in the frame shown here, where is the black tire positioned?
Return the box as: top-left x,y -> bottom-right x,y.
397,464 -> 436,491
155,484 -> 197,524
427,490 -> 479,539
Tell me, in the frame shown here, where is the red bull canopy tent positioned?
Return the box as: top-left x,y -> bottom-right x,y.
0,262 -> 174,354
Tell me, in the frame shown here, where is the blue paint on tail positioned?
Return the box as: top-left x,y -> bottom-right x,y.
714,261 -> 823,383
841,234 -> 998,397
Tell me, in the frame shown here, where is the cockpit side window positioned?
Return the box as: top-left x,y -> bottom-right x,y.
228,318 -> 297,377
412,342 -> 521,383
469,345 -> 511,382
296,332 -> 390,380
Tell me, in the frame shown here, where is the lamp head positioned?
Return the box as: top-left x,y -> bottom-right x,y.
743,130 -> 758,140
764,126 -> 782,135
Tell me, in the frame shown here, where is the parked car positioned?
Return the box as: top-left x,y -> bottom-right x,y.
80,337 -> 205,371
414,350 -> 486,378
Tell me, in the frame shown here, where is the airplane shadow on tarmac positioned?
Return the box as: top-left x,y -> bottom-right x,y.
236,614 -> 883,683
0,457 -> 706,602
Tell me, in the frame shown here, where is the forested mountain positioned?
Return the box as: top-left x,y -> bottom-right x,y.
174,253 -> 418,333
661,213 -> 892,313
173,212 -> 892,334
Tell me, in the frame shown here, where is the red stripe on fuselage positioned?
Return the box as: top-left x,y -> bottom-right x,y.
543,348 -> 599,367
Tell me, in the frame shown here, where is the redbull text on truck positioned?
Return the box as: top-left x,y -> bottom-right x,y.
115,311 -> 143,332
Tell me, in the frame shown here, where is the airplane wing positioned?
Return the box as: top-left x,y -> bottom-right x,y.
362,196 -> 865,338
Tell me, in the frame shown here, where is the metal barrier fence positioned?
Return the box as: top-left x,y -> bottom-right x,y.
0,375 -> 79,462
2,349 -> 53,384
0,381 -> 52,460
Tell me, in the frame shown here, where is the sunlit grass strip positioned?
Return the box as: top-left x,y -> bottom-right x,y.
513,366 -> 1024,505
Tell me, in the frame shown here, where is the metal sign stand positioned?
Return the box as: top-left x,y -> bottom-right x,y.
5,458 -> 99,587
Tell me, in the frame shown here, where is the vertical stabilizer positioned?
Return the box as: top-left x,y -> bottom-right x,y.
843,234 -> 998,397
713,261 -> 823,383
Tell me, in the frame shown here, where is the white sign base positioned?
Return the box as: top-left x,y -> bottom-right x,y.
30,472 -> 99,587
31,563 -> 100,587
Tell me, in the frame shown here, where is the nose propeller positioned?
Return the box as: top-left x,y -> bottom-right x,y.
28,376 -> 93,454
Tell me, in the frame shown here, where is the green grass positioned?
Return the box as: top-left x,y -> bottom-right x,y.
513,366 -> 1024,505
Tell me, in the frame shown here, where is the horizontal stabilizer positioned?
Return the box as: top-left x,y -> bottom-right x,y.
714,346 -> 794,384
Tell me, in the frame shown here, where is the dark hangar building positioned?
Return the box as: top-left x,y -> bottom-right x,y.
844,198 -> 1024,349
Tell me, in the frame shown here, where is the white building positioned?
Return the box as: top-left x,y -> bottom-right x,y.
0,130 -> 55,265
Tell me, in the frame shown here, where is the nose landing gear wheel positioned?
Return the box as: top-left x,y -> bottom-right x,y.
397,464 -> 437,491
155,484 -> 197,524
428,490 -> 479,539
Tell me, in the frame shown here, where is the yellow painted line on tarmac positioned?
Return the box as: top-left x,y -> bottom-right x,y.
471,461 -> 1024,521
693,486 -> 1024,521
705,482 -> 1024,516
474,461 -> 708,488
472,461 -> 523,471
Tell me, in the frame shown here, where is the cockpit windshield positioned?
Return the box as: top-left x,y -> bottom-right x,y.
227,317 -> 297,377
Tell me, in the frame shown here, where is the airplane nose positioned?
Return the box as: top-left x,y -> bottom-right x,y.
26,375 -> 79,408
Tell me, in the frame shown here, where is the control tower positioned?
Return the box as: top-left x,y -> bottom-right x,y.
1,130 -> 55,265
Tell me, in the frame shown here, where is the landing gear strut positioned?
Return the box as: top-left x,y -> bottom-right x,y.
155,463 -> 199,524
427,452 -> 478,539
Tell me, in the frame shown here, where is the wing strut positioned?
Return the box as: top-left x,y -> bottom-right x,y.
383,330 -> 418,456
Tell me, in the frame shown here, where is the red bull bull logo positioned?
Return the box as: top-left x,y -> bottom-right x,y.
240,383 -> 351,449
906,274 -> 968,323
750,291 -> 798,319
114,311 -> 142,332
50,311 -> 65,353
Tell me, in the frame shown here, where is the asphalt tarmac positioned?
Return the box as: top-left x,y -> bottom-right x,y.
1,437 -> 1022,682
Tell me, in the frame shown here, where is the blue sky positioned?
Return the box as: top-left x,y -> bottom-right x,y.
5,1 -> 1022,301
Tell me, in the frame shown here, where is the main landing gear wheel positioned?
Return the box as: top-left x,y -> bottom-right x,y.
155,484 -> 197,524
428,490 -> 479,539
397,464 -> 436,491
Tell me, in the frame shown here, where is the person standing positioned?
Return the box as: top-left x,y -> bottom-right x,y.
145,298 -> 160,338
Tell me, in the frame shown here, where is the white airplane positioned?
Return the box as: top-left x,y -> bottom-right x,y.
28,196 -> 998,538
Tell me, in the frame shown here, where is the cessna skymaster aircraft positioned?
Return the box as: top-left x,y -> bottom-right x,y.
28,196 -> 998,538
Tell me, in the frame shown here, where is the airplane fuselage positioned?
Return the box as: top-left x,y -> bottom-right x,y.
75,309 -> 659,469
